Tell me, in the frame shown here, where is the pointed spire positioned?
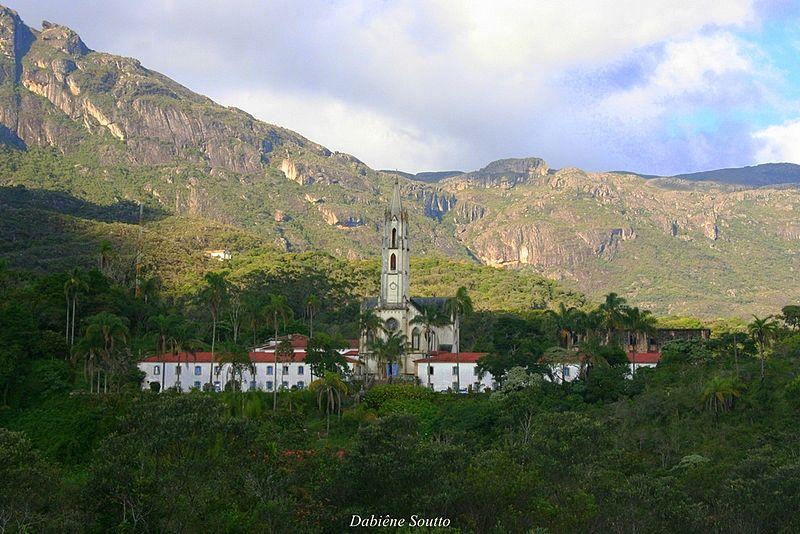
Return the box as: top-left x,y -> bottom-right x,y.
389,176 -> 402,216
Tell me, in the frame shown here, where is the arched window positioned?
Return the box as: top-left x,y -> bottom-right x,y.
390,253 -> 396,270
391,228 -> 397,248
428,330 -> 437,351
411,328 -> 420,350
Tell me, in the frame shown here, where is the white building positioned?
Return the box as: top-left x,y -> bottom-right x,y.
542,351 -> 661,384
139,335 -> 363,392
360,178 -> 459,378
413,352 -> 493,392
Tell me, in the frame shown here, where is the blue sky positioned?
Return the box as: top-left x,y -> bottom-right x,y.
12,0 -> 800,174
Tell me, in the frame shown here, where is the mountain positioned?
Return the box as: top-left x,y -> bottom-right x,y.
0,6 -> 798,318
670,163 -> 800,187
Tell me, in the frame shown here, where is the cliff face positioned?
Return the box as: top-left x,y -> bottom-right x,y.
1,6 -> 799,317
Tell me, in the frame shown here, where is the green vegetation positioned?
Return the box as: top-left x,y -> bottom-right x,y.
1,239 -> 799,531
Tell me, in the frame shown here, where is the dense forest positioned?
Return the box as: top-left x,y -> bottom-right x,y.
1,247 -> 800,532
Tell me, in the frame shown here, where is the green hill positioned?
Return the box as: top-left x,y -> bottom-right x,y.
0,6 -> 797,317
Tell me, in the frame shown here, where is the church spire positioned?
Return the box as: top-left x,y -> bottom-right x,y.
380,176 -> 409,307
389,176 -> 402,216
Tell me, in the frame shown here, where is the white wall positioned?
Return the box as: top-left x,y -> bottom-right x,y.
415,362 -> 494,392
140,360 -> 361,392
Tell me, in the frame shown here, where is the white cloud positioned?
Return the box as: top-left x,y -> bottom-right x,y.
753,119 -> 800,163
13,0 -> 772,174
600,32 -> 754,119
218,88 -> 467,171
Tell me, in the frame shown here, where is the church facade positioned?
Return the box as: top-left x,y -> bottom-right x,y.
360,179 -> 458,378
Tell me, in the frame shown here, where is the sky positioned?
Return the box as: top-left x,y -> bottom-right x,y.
12,0 -> 800,174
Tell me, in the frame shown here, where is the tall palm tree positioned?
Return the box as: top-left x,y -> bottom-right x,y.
368,331 -> 407,382
263,294 -> 293,410
202,271 -> 228,389
410,307 -> 448,388
598,292 -> 628,345
305,294 -> 320,339
547,302 -> 579,348
98,240 -> 114,273
624,307 -> 657,373
359,308 -> 382,348
310,372 -> 349,433
702,376 -> 742,418
576,338 -> 610,386
64,268 -> 88,348
80,312 -> 129,394
446,287 -> 473,391
748,315 -> 778,380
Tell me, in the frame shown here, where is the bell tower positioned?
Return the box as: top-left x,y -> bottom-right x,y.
380,178 -> 410,307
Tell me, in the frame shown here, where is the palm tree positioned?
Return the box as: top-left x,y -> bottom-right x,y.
410,307 -> 448,388
64,268 -> 88,347
576,338 -> 610,385
547,302 -> 579,348
598,292 -> 628,345
446,287 -> 473,391
305,294 -> 320,339
202,271 -> 229,389
263,294 -> 293,410
359,308 -> 382,348
98,240 -> 114,273
368,331 -> 407,382
702,376 -> 742,418
748,315 -> 778,380
310,372 -> 348,433
624,307 -> 657,373
218,343 -> 255,413
80,312 -> 129,393
244,293 -> 264,347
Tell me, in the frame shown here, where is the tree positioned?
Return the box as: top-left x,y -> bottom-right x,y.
702,376 -> 743,417
410,306 -> 449,388
782,305 -> 800,331
748,315 -> 778,380
227,284 -> 244,344
446,287 -> 474,391
64,268 -> 88,347
305,294 -> 320,339
79,312 -> 129,393
624,306 -> 657,372
359,308 -> 382,347
547,302 -> 580,348
98,240 -> 114,273
263,295 -> 293,411
201,271 -> 228,389
598,292 -> 628,344
306,332 -> 348,378
368,331 -> 407,381
310,372 -> 348,433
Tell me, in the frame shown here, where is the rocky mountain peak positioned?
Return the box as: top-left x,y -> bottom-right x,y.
39,20 -> 90,56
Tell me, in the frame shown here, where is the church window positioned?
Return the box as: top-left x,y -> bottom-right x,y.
411,328 -> 420,350
428,331 -> 437,351
391,228 -> 397,248
390,253 -> 396,270
386,318 -> 399,331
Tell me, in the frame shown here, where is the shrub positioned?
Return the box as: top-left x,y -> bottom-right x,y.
363,384 -> 434,411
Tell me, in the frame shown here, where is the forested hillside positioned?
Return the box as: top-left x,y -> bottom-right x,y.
0,6 -> 797,317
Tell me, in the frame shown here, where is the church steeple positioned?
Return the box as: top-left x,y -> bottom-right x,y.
380,177 -> 410,307
389,176 -> 402,216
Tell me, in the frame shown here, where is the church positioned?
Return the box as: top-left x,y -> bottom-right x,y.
359,179 -> 460,379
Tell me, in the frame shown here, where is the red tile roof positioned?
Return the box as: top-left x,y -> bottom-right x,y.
627,351 -> 660,364
413,351 -> 487,364
141,350 -> 361,365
